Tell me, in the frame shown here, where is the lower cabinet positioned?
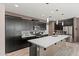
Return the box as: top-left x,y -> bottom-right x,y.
37,40 -> 66,56
5,37 -> 31,53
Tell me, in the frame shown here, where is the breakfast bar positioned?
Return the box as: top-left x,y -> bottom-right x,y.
28,35 -> 70,56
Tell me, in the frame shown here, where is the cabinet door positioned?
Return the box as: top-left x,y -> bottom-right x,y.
74,18 -> 79,42
5,15 -> 15,38
68,26 -> 72,35
63,26 -> 69,34
63,26 -> 72,35
76,18 -> 79,41
5,15 -> 16,53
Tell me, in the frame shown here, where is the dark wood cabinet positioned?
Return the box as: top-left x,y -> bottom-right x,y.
5,15 -> 33,53
54,18 -> 73,31
63,18 -> 73,26
5,15 -> 46,53
55,23 -> 63,30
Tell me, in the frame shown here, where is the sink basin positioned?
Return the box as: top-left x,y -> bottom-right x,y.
52,35 -> 58,37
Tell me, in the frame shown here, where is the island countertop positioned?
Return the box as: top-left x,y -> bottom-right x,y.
28,35 -> 70,48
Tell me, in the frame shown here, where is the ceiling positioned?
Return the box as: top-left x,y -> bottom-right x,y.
5,3 -> 79,21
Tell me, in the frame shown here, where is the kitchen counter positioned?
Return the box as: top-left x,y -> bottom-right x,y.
22,34 -> 48,39
28,35 -> 70,56
28,35 -> 70,48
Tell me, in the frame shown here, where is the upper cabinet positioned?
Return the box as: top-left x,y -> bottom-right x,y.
63,18 -> 73,26
55,22 -> 63,30
31,19 -> 46,30
38,22 -> 46,30
54,18 -> 73,30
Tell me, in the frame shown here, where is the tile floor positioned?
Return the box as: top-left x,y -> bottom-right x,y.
6,42 -> 79,56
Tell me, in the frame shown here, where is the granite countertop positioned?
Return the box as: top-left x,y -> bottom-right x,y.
28,35 -> 70,48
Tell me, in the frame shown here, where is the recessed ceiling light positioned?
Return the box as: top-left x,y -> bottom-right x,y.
49,16 -> 52,18
61,13 -> 64,15
14,4 -> 19,7
56,9 -> 59,11
45,3 -> 49,4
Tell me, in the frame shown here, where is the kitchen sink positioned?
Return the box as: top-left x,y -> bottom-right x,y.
52,35 -> 58,37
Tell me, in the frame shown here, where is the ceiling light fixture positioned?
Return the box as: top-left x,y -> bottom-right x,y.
61,13 -> 64,20
49,16 -> 52,18
47,18 -> 49,23
62,22 -> 64,26
61,13 -> 64,15
14,4 -> 19,7
45,3 -> 49,4
56,9 -> 59,11
56,20 -> 58,25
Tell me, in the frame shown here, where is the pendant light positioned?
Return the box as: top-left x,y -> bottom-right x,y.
56,20 -> 58,25
62,21 -> 64,26
47,18 -> 49,23
56,9 -> 59,25
61,13 -> 64,26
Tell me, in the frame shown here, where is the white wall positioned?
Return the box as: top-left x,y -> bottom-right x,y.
0,4 -> 5,55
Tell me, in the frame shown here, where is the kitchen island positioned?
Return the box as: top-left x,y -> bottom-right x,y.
28,35 -> 70,56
